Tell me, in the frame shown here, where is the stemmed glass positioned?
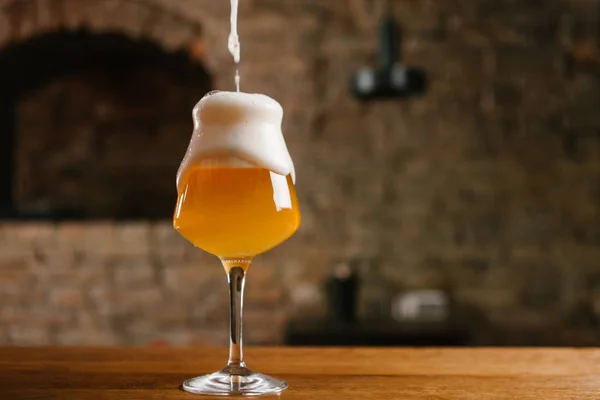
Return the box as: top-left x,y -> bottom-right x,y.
173,91 -> 300,396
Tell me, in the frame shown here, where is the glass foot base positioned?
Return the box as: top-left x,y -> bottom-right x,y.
182,367 -> 288,396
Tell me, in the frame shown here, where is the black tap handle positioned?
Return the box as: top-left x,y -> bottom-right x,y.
379,17 -> 400,69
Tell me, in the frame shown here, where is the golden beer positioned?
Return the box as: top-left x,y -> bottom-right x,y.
173,165 -> 300,259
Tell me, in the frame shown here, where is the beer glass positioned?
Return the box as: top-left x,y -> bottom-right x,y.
173,91 -> 300,396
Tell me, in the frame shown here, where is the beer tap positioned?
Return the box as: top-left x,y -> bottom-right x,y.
351,1 -> 427,100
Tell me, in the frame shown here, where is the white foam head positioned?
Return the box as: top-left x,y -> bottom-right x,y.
177,91 -> 295,190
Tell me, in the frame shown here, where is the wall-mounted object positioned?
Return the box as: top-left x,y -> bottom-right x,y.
351,17 -> 426,100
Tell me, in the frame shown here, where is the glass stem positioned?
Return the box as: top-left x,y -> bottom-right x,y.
226,264 -> 248,372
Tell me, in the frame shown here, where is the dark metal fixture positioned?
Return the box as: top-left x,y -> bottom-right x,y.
351,14 -> 426,100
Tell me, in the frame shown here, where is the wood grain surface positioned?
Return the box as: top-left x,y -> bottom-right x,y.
1,347 -> 600,399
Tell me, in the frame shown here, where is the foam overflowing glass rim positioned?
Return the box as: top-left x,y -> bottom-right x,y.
177,90 -> 295,191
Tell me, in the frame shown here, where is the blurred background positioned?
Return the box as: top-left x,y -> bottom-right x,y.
0,0 -> 599,347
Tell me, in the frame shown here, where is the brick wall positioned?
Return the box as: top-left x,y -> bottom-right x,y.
0,0 -> 599,346
0,222 -> 288,345
16,55 -> 209,218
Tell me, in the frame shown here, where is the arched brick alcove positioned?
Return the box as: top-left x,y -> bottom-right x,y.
0,0 -> 212,219
0,0 -> 204,51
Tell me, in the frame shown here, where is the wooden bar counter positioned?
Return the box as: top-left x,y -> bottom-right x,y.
1,347 -> 600,399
